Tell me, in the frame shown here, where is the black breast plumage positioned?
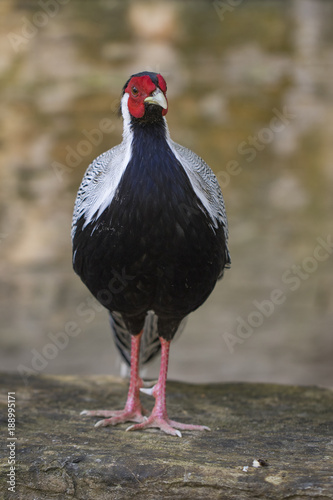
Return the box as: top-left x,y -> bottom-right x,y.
73,117 -> 228,339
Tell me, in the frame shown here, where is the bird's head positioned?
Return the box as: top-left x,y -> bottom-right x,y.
121,71 -> 168,121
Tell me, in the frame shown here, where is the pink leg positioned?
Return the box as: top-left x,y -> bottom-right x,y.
81,332 -> 147,427
127,337 -> 210,437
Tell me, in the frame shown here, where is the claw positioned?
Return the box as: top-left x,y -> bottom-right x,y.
125,424 -> 136,432
140,386 -> 155,396
95,419 -> 106,428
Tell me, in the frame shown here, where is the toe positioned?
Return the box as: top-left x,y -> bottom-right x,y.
80,407 -> 146,426
95,418 -> 110,428
168,420 -> 211,431
80,409 -> 120,418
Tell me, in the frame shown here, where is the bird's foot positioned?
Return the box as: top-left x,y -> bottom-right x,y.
126,413 -> 210,437
130,383 -> 210,436
80,406 -> 147,427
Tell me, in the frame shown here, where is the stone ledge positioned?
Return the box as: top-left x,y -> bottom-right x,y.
1,373 -> 332,499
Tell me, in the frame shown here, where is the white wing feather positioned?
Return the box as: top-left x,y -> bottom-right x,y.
71,143 -> 127,239
168,140 -> 228,240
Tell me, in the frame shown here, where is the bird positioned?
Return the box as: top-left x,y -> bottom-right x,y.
72,71 -> 230,437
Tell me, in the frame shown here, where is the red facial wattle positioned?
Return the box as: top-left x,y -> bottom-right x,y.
125,74 -> 168,118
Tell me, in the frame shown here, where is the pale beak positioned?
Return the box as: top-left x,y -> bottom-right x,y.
144,88 -> 168,109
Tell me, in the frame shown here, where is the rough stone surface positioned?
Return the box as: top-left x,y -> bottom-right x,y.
0,373 -> 333,499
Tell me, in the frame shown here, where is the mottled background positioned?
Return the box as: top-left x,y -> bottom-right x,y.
1,0 -> 332,387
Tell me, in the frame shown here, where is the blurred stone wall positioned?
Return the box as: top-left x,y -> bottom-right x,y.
0,0 -> 332,386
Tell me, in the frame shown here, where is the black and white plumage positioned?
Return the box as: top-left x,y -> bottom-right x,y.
72,72 -> 230,436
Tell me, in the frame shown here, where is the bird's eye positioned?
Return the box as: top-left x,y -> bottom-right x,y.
132,87 -> 139,96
